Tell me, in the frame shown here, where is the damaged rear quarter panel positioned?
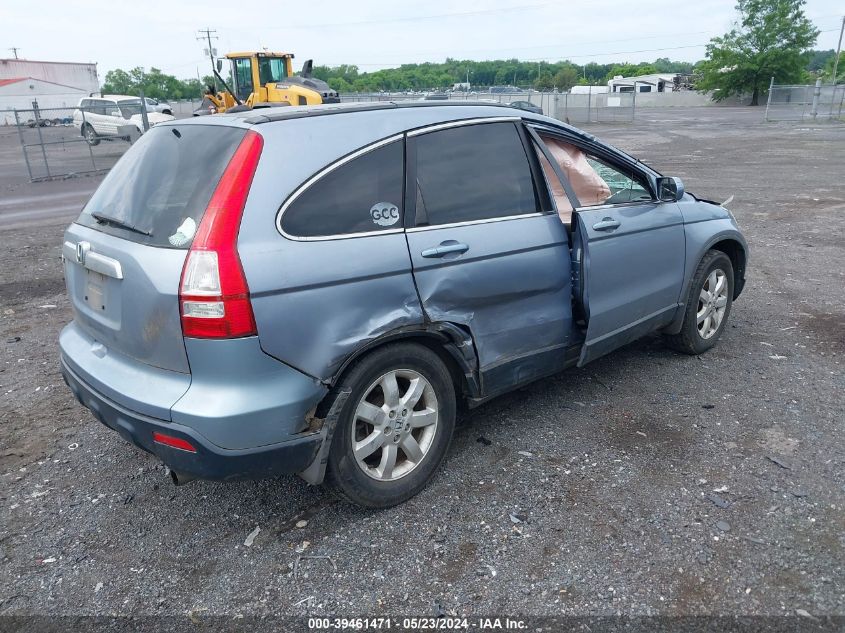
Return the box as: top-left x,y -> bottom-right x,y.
242,234 -> 424,381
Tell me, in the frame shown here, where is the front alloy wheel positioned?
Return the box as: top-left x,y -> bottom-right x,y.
697,268 -> 729,339
665,249 -> 734,355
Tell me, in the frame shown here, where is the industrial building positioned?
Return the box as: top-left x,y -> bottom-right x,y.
0,58 -> 99,123
606,73 -> 679,93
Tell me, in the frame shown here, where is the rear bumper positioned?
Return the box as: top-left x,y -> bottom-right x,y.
61,357 -> 323,481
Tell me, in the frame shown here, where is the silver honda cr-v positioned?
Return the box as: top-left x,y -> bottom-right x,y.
60,102 -> 747,507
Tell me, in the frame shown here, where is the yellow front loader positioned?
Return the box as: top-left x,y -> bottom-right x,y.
194,52 -> 339,115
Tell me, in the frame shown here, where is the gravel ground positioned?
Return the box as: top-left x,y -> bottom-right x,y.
1,108 -> 843,618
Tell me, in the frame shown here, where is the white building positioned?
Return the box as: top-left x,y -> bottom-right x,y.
0,58 -> 99,122
570,85 -> 609,94
0,77 -> 88,124
607,73 -> 677,93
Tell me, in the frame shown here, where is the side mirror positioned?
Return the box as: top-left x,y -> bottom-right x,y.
216,59 -> 223,72
657,176 -> 685,202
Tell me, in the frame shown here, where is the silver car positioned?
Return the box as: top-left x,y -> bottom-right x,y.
60,102 -> 748,507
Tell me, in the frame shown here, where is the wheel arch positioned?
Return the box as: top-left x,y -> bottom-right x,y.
708,238 -> 747,299
315,325 -> 480,418
665,231 -> 748,336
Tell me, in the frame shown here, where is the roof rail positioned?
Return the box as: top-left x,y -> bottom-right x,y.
242,99 -> 514,124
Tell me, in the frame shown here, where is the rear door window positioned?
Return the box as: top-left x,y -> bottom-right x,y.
76,124 -> 247,248
280,139 -> 404,238
412,122 -> 539,226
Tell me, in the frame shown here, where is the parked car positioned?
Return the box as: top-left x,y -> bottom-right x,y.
73,95 -> 175,146
144,97 -> 173,115
509,99 -> 543,114
59,102 -> 747,508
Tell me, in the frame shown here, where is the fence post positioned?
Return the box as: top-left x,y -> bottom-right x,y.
83,109 -> 97,170
13,109 -> 34,181
139,90 -> 150,132
632,82 -> 637,122
32,99 -> 51,180
587,86 -> 591,123
764,76 -> 774,122
810,78 -> 822,119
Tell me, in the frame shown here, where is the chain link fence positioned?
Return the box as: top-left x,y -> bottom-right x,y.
339,90 -> 638,123
765,82 -> 845,122
4,100 -> 150,182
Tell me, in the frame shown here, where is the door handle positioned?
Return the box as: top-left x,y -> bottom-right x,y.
421,241 -> 469,258
592,217 -> 621,231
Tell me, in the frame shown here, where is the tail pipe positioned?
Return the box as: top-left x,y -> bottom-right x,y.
170,470 -> 197,486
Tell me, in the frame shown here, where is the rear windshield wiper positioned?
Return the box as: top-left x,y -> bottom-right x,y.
91,212 -> 152,236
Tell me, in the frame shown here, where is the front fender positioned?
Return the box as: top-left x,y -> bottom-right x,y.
665,217 -> 749,335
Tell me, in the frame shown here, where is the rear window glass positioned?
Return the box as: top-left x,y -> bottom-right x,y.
76,124 -> 247,248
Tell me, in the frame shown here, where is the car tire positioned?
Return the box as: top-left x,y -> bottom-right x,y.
665,249 -> 734,355
324,342 -> 456,508
82,123 -> 99,146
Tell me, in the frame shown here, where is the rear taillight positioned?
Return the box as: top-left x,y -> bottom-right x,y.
179,130 -> 263,338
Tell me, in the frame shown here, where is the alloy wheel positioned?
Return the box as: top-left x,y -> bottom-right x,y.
697,268 -> 729,339
351,369 -> 439,481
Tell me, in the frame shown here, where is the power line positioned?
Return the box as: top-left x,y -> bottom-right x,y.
320,27 -> 845,67
249,3 -> 551,30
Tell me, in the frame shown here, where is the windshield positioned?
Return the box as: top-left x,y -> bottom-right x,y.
117,98 -> 143,118
77,124 -> 247,248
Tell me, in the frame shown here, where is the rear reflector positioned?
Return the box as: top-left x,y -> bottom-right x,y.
152,432 -> 197,453
179,130 -> 263,339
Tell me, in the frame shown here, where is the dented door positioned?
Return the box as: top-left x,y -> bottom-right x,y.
405,120 -> 574,396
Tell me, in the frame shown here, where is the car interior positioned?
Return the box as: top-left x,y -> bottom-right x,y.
533,133 -> 653,225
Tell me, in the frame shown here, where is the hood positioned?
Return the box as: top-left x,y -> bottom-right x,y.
129,112 -> 175,126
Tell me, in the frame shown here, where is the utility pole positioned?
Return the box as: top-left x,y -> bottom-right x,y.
832,15 -> 844,85
196,28 -> 219,83
8,47 -> 20,59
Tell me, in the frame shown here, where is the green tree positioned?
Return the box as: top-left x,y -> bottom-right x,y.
807,49 -> 835,72
553,66 -> 579,91
102,68 -> 139,95
696,0 -> 819,105
533,72 -> 554,90
822,52 -> 843,83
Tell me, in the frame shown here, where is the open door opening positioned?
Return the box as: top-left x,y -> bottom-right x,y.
527,124 -> 686,367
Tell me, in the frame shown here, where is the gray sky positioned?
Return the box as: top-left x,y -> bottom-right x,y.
2,0 -> 843,79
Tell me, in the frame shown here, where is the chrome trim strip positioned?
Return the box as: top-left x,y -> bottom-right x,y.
62,240 -> 124,279
406,116 -> 520,137
406,211 -> 545,233
276,134 -> 404,242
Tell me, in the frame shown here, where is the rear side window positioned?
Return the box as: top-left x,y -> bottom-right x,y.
77,125 -> 247,248
280,139 -> 404,238
413,122 -> 538,226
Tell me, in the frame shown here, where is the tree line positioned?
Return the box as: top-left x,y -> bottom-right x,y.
310,59 -> 697,93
